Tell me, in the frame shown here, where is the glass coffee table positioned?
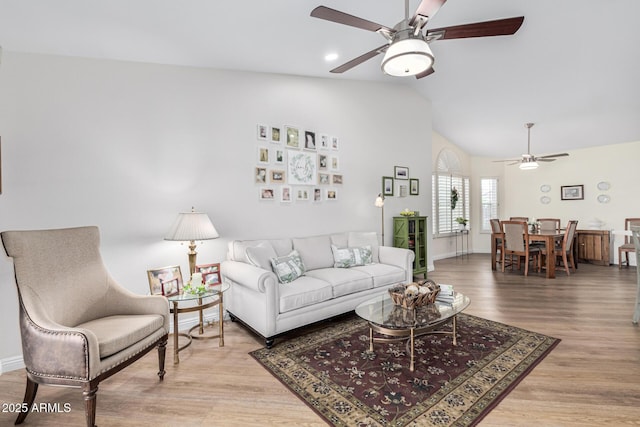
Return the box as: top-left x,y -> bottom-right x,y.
166,283 -> 229,364
355,291 -> 470,371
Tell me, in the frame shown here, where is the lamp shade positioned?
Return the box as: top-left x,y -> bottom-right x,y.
375,194 -> 385,208
381,38 -> 434,77
164,211 -> 219,241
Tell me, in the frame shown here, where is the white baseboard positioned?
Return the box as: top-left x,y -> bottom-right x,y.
0,355 -> 25,374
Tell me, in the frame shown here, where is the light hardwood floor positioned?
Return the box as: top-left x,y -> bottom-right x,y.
1,254 -> 639,426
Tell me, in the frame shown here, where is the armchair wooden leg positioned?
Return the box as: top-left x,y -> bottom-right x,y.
15,377 -> 38,425
157,334 -> 167,381
82,381 -> 98,427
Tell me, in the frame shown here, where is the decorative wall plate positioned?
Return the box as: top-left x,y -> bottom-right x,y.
540,196 -> 551,204
597,181 -> 610,191
540,184 -> 551,193
597,194 -> 610,203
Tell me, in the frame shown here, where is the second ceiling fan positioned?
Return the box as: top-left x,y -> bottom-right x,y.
494,123 -> 569,170
310,0 -> 524,78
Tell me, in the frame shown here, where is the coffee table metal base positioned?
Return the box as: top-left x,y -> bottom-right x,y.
368,315 -> 458,372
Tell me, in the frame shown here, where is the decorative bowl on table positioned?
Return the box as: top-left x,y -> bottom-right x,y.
388,279 -> 440,309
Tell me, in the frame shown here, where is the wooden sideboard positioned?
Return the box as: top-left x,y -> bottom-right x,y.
576,229 -> 611,266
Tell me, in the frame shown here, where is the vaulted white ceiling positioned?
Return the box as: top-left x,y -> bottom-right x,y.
1,0 -> 639,158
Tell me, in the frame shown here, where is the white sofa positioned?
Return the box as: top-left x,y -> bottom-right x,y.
221,231 -> 414,347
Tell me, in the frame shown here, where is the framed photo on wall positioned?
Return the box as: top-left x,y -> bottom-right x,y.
394,166 -> 409,180
561,185 -> 584,200
382,176 -> 394,196
410,178 -> 419,195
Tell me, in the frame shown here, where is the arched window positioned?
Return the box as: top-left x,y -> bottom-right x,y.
432,149 -> 470,236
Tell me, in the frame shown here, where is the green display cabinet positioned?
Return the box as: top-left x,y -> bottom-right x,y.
393,216 -> 427,279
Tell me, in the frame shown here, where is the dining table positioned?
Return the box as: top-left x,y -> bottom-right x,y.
491,229 -> 565,278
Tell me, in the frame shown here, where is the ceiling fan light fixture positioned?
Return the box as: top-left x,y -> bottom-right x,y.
519,158 -> 539,170
381,38 -> 433,77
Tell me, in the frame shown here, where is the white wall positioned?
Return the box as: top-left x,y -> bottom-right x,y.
0,52 -> 433,369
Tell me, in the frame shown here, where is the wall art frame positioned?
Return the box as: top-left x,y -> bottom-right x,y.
394,166 -> 409,180
287,150 -> 318,185
410,178 -> 419,195
382,176 -> 394,196
561,184 -> 584,200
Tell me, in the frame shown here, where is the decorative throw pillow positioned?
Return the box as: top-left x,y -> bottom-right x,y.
270,250 -> 306,284
331,245 -> 373,268
246,242 -> 278,270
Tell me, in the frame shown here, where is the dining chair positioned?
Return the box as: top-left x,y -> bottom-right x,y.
618,218 -> 640,268
490,218 -> 503,268
541,220 -> 578,275
630,225 -> 640,324
501,220 -> 541,276
510,217 -> 529,222
538,218 -> 561,233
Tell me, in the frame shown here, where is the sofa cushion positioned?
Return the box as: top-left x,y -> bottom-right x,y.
279,276 -> 333,313
351,263 -> 406,288
348,232 -> 380,263
331,245 -> 372,268
246,242 -> 278,270
76,314 -> 165,358
292,235 -> 334,271
270,250 -> 306,284
305,268 -> 373,298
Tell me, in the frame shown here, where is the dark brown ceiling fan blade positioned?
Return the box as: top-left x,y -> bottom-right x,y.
427,16 -> 524,40
415,67 -> 435,79
492,158 -> 520,163
330,45 -> 389,74
410,0 -> 447,26
537,158 -> 556,162
538,153 -> 569,159
311,6 -> 394,33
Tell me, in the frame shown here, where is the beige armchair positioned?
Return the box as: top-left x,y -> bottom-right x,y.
1,226 -> 170,427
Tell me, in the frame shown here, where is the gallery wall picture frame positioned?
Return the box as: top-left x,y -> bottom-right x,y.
255,167 -> 267,184
326,189 -> 338,200
281,186 -> 292,202
257,124 -> 268,140
318,154 -> 328,170
561,184 -> 584,200
285,126 -> 300,148
260,187 -> 276,200
382,176 -> 394,196
398,184 -> 408,197
304,130 -> 316,150
410,178 -> 419,195
274,149 -> 285,164
313,188 -> 322,202
319,173 -> 330,185
270,126 -> 281,143
319,134 -> 330,150
147,265 -> 183,297
296,188 -> 310,201
287,150 -> 318,185
331,136 -> 339,150
270,169 -> 285,184
332,174 -> 343,185
394,166 -> 409,180
257,146 -> 269,164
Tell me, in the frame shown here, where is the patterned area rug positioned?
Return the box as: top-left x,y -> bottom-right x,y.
250,313 -> 560,426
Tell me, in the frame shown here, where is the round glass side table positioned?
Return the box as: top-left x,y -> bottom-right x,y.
166,283 -> 230,364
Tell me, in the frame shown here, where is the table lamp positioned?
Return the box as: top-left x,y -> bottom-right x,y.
375,193 -> 385,246
164,207 -> 219,276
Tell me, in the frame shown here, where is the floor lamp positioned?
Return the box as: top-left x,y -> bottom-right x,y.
375,194 -> 385,246
164,207 -> 219,276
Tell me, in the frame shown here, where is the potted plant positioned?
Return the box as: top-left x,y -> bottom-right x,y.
455,217 -> 468,229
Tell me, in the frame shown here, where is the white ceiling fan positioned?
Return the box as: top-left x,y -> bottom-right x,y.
494,123 -> 569,170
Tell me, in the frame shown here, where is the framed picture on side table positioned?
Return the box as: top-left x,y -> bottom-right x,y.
147,265 -> 183,297
196,263 -> 221,286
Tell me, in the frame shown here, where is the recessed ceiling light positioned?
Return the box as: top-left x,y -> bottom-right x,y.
324,53 -> 338,62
